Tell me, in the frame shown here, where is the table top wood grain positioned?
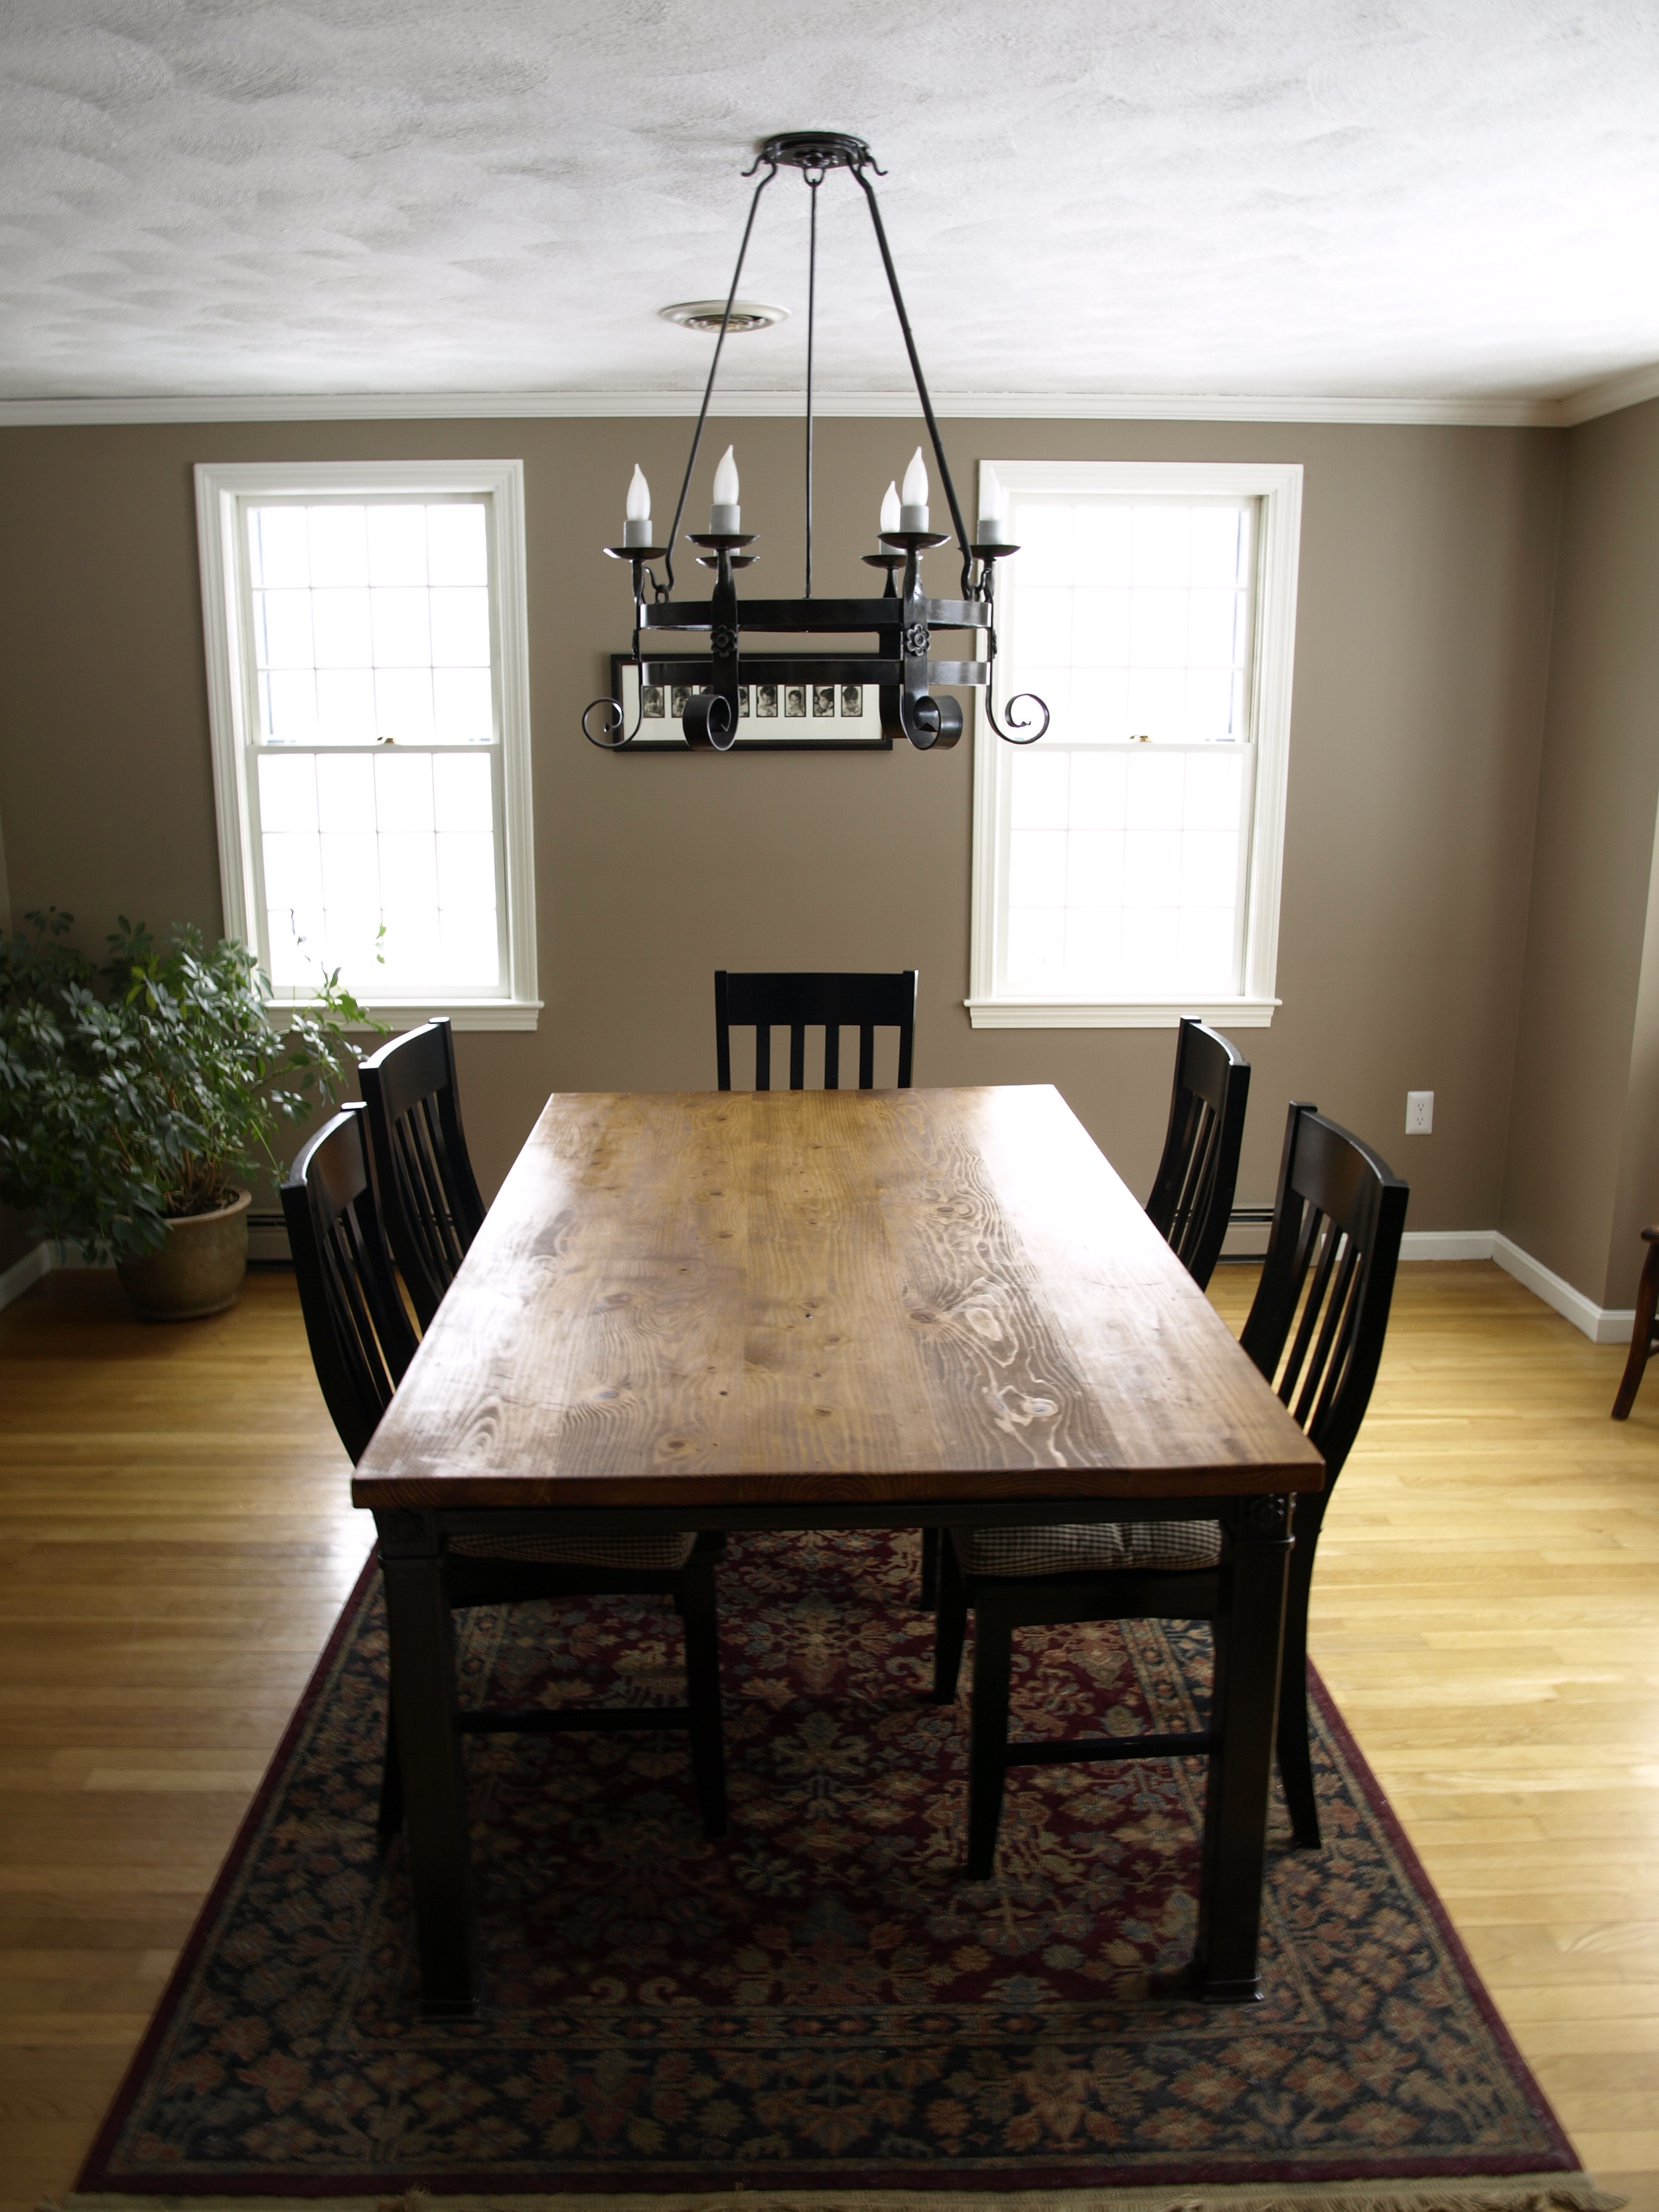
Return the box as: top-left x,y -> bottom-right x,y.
352,1085 -> 1324,1511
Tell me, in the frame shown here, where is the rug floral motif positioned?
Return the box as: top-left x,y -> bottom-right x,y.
80,1530 -> 1575,2194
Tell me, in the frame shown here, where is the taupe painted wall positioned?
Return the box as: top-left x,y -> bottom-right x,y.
1502,396 -> 1659,1306
0,415 -> 1561,1223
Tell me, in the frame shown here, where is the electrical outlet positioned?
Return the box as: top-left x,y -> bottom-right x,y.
1406,1090 -> 1434,1136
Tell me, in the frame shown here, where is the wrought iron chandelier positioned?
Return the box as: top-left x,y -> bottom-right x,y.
583,131 -> 1049,754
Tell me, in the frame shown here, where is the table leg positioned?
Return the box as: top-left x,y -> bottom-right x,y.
1190,1493 -> 1293,2004
375,1509 -> 480,2018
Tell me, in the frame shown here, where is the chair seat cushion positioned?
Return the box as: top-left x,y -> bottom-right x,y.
963,1518 -> 1222,1579
448,1531 -> 698,1571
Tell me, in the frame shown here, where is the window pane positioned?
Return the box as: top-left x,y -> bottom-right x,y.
438,909 -> 499,987
307,506 -> 369,586
315,668 -> 376,745
433,667 -> 494,744
437,830 -> 498,911
433,749 -> 494,831
255,589 -> 313,669
250,508 -> 309,589
376,668 -> 435,742
427,504 -> 488,586
374,750 -> 433,833
367,506 -> 429,586
315,752 -> 374,831
371,588 -> 432,668
429,587 -> 490,667
257,752 -> 317,834
237,486 -> 516,1005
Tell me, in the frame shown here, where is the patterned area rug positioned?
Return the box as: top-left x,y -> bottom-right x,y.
74,1530 -> 1594,2204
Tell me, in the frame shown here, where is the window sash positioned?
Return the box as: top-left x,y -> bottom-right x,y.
968,459 -> 1302,1031
195,461 -> 539,1031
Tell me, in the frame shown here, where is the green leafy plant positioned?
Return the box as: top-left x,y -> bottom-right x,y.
0,910 -> 377,1263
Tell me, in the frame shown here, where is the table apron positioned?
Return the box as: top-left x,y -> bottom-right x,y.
372,1495 -> 1283,1550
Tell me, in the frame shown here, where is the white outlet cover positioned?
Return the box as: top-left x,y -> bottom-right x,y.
1406,1090 -> 1434,1134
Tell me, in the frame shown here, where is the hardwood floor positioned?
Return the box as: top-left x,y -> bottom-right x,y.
0,1270 -> 362,2207
0,1258 -> 1654,2206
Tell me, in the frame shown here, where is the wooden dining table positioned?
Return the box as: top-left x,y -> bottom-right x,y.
352,1083 -> 1324,2016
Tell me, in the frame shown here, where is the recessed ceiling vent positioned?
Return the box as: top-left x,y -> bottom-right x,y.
659,299 -> 788,334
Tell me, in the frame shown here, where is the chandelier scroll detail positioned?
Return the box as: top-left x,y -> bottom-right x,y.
581,131 -> 1050,755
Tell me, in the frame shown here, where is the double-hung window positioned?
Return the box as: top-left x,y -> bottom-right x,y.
968,460 -> 1302,1028
195,460 -> 538,1029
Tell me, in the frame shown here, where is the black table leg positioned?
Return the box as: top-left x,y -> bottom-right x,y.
375,1509 -> 480,2018
1190,1493 -> 1293,2004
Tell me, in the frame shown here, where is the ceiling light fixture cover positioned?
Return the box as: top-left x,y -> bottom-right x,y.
660,299 -> 788,333
585,130 -> 1048,754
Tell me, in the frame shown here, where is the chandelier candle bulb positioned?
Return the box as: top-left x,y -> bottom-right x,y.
880,480 -> 901,536
624,464 -> 653,548
977,465 -> 1005,545
710,445 -> 741,534
900,447 -> 929,532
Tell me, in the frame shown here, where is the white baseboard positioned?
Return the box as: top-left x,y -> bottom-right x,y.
0,1240 -> 52,1313
1491,1233 -> 1634,1347
0,1214 -> 291,1314
1217,1220 -> 1634,1348
1392,1226 -> 1634,1345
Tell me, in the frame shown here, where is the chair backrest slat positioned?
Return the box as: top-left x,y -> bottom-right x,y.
1240,1102 -> 1409,1504
715,971 -> 918,1093
358,1017 -> 488,1329
281,1104 -> 419,1466
1145,1018 -> 1250,1290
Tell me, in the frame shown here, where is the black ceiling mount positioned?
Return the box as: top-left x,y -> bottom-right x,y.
756,131 -> 877,176
583,134 -> 1049,756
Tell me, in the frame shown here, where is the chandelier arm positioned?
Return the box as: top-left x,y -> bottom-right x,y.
662,163 -> 777,593
850,166 -> 974,599
804,175 -> 820,598
983,690 -> 1052,745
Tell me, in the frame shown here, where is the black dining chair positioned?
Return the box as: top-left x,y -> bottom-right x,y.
933,1100 -> 1407,1873
715,969 -> 917,1092
281,1104 -> 728,1843
1145,1017 -> 1251,1291
357,1016 -> 487,1330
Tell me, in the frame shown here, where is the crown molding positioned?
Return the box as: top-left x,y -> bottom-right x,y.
3,372 -> 1656,429
1555,360 -> 1659,427
0,386 -> 1578,428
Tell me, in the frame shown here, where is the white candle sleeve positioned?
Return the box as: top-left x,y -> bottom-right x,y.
624,464 -> 653,547
710,445 -> 741,533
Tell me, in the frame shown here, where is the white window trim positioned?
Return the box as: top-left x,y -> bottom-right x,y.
966,458 -> 1303,1030
194,458 -> 540,1032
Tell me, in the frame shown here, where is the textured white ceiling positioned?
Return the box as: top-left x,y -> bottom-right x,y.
3,0 -> 1658,406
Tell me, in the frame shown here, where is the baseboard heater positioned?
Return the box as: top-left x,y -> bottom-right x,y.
248,1211 -> 292,1265
1216,1206 -> 1274,1262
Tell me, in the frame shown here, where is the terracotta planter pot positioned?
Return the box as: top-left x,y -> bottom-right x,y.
115,1187 -> 252,1321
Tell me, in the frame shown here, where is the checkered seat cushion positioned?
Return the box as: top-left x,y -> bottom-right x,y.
447,1531 -> 699,1570
962,1518 -> 1222,1579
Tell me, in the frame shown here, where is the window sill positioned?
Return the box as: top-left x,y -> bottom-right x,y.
266,998 -> 542,1034
965,996 -> 1279,1031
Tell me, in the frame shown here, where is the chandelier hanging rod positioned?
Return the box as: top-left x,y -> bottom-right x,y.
659,159 -> 778,597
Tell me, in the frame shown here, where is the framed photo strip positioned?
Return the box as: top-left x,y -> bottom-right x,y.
609,657 -> 891,749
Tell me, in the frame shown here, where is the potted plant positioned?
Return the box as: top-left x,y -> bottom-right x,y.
0,910 -> 373,1319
